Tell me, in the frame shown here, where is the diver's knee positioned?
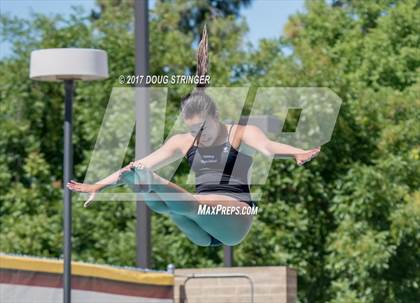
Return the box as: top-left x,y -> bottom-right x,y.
169,213 -> 212,246
220,234 -> 247,246
190,236 -> 212,247
221,239 -> 239,246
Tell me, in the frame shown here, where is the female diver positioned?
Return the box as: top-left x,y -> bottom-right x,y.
67,26 -> 321,247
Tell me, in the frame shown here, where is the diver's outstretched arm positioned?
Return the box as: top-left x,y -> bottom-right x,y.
67,133 -> 186,192
67,163 -> 131,193
66,163 -> 134,207
67,133 -> 190,206
241,124 -> 321,165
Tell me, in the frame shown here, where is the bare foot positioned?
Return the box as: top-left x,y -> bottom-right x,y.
132,162 -> 154,192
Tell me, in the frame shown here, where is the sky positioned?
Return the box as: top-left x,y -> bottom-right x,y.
0,0 -> 305,59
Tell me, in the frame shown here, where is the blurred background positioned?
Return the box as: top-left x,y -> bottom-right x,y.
0,0 -> 419,302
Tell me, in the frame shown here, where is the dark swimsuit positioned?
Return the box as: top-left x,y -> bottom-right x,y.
185,124 -> 256,246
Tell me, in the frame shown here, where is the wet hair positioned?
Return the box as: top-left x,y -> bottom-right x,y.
181,24 -> 218,120
181,91 -> 217,119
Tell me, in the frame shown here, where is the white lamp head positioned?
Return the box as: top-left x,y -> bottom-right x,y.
30,48 -> 109,81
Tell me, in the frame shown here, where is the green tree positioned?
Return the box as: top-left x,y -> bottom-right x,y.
241,0 -> 419,301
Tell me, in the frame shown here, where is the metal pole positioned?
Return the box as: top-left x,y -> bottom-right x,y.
63,79 -> 74,303
224,245 -> 233,267
135,0 -> 151,269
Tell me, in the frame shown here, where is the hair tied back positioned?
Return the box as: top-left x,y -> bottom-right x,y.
196,24 -> 208,91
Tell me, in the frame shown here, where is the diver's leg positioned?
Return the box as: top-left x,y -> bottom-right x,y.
168,212 -> 212,246
124,165 -> 200,215
147,179 -> 254,245
139,194 -> 215,246
97,168 -> 171,214
125,165 -> 254,245
191,194 -> 254,246
137,192 -> 212,246
138,191 -> 171,214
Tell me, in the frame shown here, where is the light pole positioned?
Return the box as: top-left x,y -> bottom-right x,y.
135,0 -> 151,269
29,48 -> 108,303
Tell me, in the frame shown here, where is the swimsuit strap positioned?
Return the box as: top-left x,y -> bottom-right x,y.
192,130 -> 201,147
184,123 -> 203,157
188,122 -> 234,152
226,123 -> 234,146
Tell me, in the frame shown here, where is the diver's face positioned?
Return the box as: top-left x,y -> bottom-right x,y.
185,115 -> 220,146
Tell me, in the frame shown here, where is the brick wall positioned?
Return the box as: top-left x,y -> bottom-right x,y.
174,266 -> 297,303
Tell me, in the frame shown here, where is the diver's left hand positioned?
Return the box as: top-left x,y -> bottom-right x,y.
295,147 -> 321,166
